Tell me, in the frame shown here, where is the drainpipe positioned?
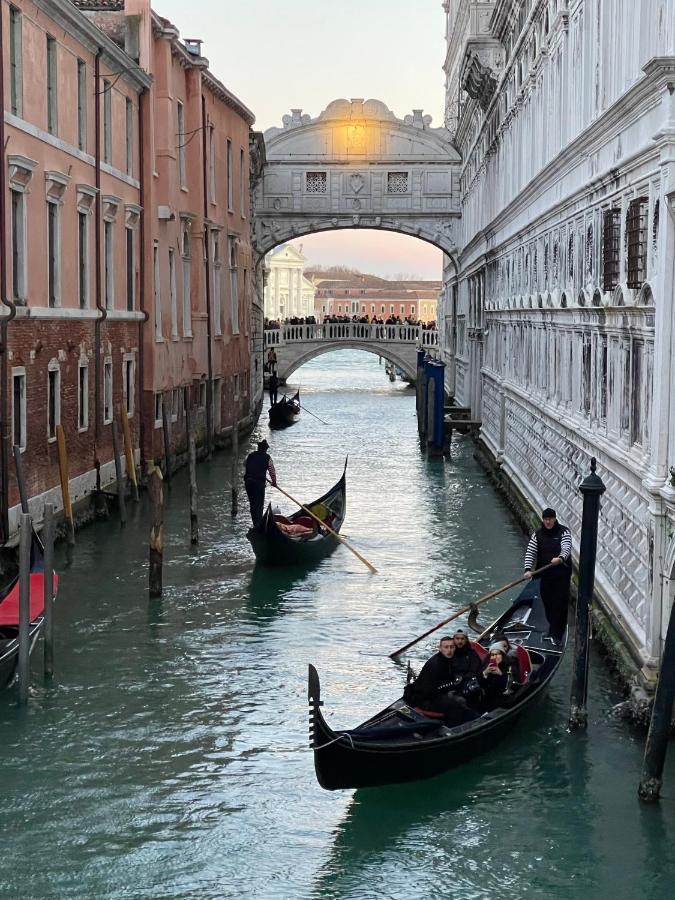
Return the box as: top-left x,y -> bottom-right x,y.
94,50 -> 107,476
137,86 -> 149,469
0,7 -> 17,544
201,93 -> 213,455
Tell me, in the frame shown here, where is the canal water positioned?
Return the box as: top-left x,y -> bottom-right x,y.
1,351 -> 675,900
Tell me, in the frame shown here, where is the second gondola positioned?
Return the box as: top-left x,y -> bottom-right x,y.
269,390 -> 301,428
247,461 -> 347,566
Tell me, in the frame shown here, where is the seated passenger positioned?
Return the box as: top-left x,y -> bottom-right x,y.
403,636 -> 476,726
452,629 -> 483,682
480,644 -> 510,711
492,633 -> 521,681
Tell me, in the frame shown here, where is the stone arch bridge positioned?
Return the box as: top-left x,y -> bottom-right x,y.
252,98 -> 461,262
264,323 -> 439,383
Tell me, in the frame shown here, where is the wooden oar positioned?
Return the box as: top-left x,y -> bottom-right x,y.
299,403 -> 330,426
268,481 -> 377,574
388,563 -> 555,659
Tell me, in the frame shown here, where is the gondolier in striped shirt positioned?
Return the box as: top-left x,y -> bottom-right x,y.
523,507 -> 572,644
244,439 -> 277,529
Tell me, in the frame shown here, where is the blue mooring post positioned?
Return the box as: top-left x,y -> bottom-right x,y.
638,596 -> 675,802
426,360 -> 446,455
569,457 -> 606,730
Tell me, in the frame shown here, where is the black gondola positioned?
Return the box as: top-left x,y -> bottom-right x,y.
308,581 -> 566,790
0,530 -> 58,691
247,461 -> 347,566
269,390 -> 301,427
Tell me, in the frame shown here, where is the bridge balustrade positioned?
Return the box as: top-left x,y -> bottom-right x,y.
263,323 -> 438,347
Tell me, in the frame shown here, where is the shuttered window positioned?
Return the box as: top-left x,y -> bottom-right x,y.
602,208 -> 621,292
626,197 -> 648,289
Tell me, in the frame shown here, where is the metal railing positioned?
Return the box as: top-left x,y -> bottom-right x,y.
264,323 -> 439,347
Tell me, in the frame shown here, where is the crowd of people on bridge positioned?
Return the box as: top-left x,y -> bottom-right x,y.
264,315 -> 437,329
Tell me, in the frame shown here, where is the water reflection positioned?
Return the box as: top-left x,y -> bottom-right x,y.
1,352 -> 675,899
247,565 -> 311,621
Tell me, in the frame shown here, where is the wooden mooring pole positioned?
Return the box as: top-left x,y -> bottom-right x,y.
568,457 -> 606,730
56,425 -> 76,546
188,429 -> 199,545
148,465 -> 164,598
638,598 -> 675,802
43,502 -> 56,678
161,395 -> 172,483
231,424 -> 239,516
120,406 -> 139,502
12,444 -> 29,513
18,512 -> 32,704
111,416 -> 127,526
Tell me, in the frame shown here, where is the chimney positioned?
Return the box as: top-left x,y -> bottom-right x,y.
124,0 -> 152,71
184,39 -> 203,56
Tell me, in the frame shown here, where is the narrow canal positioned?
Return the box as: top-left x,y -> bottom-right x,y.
1,351 -> 675,900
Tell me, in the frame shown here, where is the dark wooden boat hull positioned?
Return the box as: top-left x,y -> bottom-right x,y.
0,618 -> 44,691
248,463 -> 347,567
0,528 -> 56,693
309,583 -> 566,790
269,391 -> 300,427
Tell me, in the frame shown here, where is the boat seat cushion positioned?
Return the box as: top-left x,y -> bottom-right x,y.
412,707 -> 446,720
277,521 -> 314,536
293,516 -> 315,530
512,645 -> 532,685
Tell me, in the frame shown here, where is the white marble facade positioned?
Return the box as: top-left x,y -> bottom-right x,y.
438,0 -> 675,671
264,244 -> 316,320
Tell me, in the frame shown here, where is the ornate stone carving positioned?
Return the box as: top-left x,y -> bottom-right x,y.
350,173 -> 365,194
461,51 -> 499,112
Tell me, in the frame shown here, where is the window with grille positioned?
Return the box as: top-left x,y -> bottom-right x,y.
627,197 -> 648,289
387,172 -> 408,193
305,172 -> 327,193
602,208 -> 621,292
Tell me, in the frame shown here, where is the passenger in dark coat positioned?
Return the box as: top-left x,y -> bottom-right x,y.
452,630 -> 483,681
403,636 -> 474,726
480,644 -> 510,711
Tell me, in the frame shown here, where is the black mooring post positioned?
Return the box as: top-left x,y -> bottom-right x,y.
569,457 -> 606,730
638,598 -> 675,802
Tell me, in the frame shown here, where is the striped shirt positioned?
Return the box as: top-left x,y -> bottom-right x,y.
524,527 -> 572,572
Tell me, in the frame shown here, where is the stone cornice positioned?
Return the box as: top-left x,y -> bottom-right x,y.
35,0 -> 151,90
150,11 -> 254,126
460,57 -> 674,235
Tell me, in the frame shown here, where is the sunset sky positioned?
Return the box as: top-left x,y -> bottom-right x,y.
157,0 -> 446,279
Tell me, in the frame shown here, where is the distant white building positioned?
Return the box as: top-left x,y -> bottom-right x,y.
264,244 -> 316,320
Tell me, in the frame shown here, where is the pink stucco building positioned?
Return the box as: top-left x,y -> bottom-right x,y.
0,0 -> 259,542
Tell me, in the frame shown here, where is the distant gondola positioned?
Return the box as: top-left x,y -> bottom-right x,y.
0,529 -> 58,691
247,461 -> 347,566
269,390 -> 301,427
308,581 -> 566,790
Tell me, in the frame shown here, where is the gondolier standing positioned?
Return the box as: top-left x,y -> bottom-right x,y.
244,440 -> 276,528
523,507 -> 572,644
269,372 -> 279,406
